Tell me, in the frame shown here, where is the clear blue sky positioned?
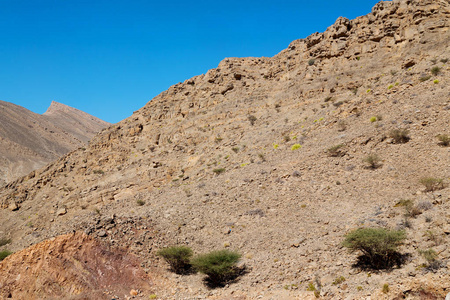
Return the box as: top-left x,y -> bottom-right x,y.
0,0 -> 381,123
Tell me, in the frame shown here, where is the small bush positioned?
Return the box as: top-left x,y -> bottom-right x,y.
363,154 -> 381,169
0,250 -> 12,261
308,59 -> 316,66
382,284 -> 390,294
394,199 -> 413,207
437,134 -> 450,146
389,129 -> 410,143
431,66 -> 441,76
333,100 -> 344,107
93,169 -> 104,175
231,147 -> 239,153
404,202 -> 422,218
419,177 -> 444,192
291,144 -> 302,150
425,230 -> 442,246
433,79 -> 439,84
342,227 -> 406,269
136,199 -> 145,206
419,75 -> 431,82
247,115 -> 257,126
0,238 -> 11,247
327,144 -> 345,157
306,283 -> 320,298
332,276 -> 346,285
370,116 -> 377,123
191,250 -> 241,285
440,58 -> 448,63
419,249 -> 441,271
258,153 -> 266,162
156,246 -> 193,274
213,168 -> 226,175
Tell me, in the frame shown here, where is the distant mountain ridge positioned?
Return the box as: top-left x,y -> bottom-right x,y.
0,100 -> 110,186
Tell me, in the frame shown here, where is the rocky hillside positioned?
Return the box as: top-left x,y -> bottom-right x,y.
0,0 -> 449,299
0,100 -> 109,186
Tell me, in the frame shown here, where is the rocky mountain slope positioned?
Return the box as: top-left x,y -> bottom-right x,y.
0,100 -> 109,186
1,0 -> 449,299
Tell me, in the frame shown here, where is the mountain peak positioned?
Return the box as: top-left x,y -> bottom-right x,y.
44,101 -> 80,115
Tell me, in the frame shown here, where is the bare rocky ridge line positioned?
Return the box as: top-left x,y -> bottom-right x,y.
0,100 -> 110,186
0,0 -> 449,299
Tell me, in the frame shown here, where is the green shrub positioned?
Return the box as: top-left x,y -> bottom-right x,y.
363,154 -> 381,169
370,116 -> 377,123
431,66 -> 441,76
0,237 -> 11,247
440,58 -> 448,63
382,283 -> 390,294
213,168 -> 226,175
394,199 -> 413,207
327,144 -> 345,157
136,199 -> 145,206
306,283 -> 320,298
291,144 -> 302,150
419,75 -> 431,82
308,59 -> 315,66
419,177 -> 444,192
389,129 -> 410,143
191,250 -> 241,285
0,250 -> 12,261
342,228 -> 406,269
332,276 -> 346,285
156,246 -> 193,274
437,134 -> 449,146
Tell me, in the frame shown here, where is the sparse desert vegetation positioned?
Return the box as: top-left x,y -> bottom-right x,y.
157,246 -> 193,274
191,250 -> 242,286
0,250 -> 12,261
363,154 -> 382,169
437,134 -> 449,146
419,177 -> 445,192
389,129 -> 410,143
343,228 -> 406,269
